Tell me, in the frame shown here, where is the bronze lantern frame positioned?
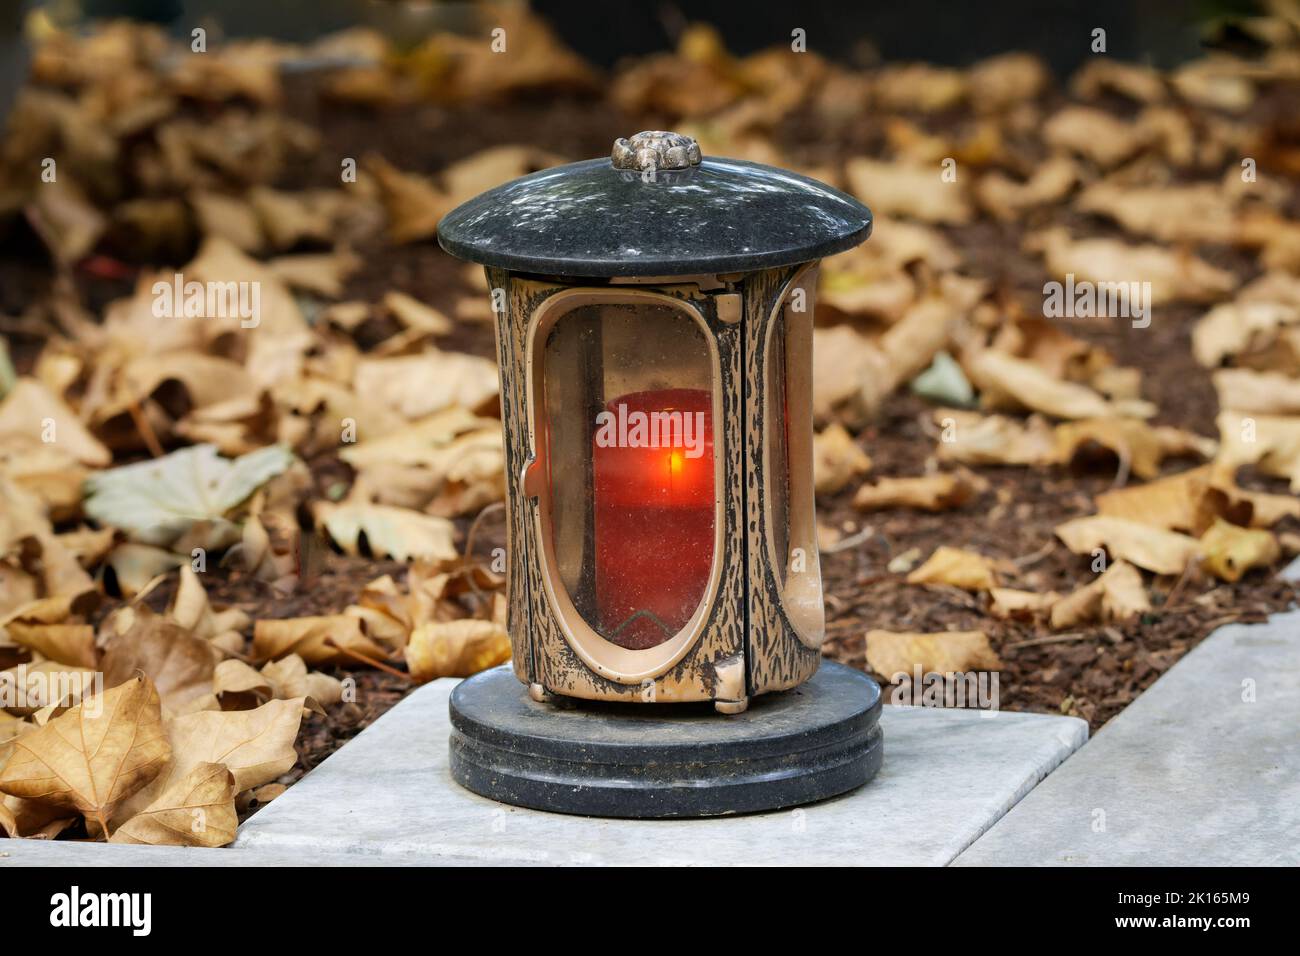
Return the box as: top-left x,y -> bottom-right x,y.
439,132 -> 872,715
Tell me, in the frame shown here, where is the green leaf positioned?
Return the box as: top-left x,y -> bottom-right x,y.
910,351 -> 976,408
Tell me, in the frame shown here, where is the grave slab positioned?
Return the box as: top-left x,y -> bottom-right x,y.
955,611 -> 1300,866
0,840 -> 439,867
234,669 -> 1087,866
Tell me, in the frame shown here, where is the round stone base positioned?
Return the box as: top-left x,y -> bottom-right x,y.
448,661 -> 883,818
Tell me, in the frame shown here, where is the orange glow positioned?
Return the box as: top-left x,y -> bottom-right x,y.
593,388 -> 714,648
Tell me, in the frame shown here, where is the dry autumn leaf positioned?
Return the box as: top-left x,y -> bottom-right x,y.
1095,465 -> 1249,534
84,444 -> 296,550
846,158 -> 973,224
853,470 -> 985,512
906,546 -> 1000,591
1050,560 -> 1151,629
101,607 -> 220,717
1054,515 -> 1198,575
813,423 -> 872,494
109,762 -> 238,848
865,629 -> 1002,678
253,614 -> 390,667
1199,519 -> 1280,583
934,410 -> 1056,466
113,697 -> 305,829
989,587 -> 1060,620
406,619 -> 511,683
0,379 -> 112,467
1212,368 -> 1300,416
1214,411 -> 1300,491
967,350 -> 1146,420
1054,418 -> 1215,479
311,485 -> 460,563
1031,228 -> 1237,305
0,676 -> 170,835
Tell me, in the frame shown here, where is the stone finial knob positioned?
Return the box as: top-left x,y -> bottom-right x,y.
611,131 -> 702,171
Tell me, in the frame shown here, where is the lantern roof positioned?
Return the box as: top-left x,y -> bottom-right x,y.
437,132 -> 872,278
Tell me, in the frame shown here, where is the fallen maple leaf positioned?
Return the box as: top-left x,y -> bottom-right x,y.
110,762 -> 237,847
988,587 -> 1060,620
258,653 -> 343,706
112,696 -> 304,829
311,485 -> 459,562
1095,465 -> 1245,534
1075,181 -> 1239,244
853,470 -> 985,512
1050,560 -> 1150,629
101,606 -> 220,717
1192,300 -> 1300,368
365,154 -> 451,244
2,621 -> 95,669
1212,368 -> 1300,416
846,158 -> 972,224
1055,418 -> 1215,480
0,676 -> 170,836
406,619 -> 511,683
1199,519 -> 1280,583
1054,515 -> 1198,575
1043,106 -> 1151,168
353,351 -> 499,420
1214,411 -> 1300,491
83,444 -> 296,550
967,350 -> 1147,420
865,629 -> 1002,678
813,423 -> 872,494
253,614 -> 390,666
1030,227 -> 1237,304
0,379 -> 111,467
933,410 -> 1056,467
906,546 -> 1000,591
214,653 -> 342,708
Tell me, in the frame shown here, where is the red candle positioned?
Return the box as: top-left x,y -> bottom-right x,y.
593,388 -> 714,649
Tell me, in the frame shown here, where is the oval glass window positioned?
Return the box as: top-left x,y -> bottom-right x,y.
538,296 -> 717,654
765,269 -> 826,647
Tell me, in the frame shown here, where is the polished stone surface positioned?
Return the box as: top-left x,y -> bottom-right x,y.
449,662 -> 882,818
437,156 -> 872,277
955,611 -> 1300,866
234,679 -> 1086,865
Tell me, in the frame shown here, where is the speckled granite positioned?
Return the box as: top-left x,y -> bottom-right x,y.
437,156 -> 872,277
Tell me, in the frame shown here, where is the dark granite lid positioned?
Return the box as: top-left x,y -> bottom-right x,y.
437,137 -> 872,278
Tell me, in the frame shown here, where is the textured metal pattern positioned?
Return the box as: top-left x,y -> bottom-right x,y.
743,267 -> 825,696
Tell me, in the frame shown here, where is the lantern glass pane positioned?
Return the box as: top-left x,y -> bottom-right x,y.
542,301 -> 715,651
766,275 -> 825,645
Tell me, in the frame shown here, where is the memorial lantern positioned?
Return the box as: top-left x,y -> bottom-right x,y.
438,132 -> 882,817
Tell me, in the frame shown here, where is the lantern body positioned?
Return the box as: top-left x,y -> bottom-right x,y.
440,135 -> 871,712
